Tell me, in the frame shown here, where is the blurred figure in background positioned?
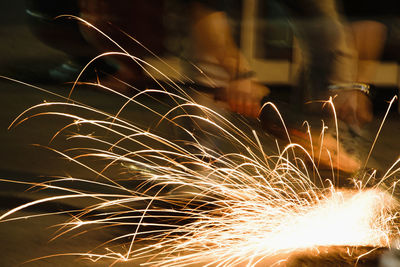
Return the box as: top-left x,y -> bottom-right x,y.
190,0 -> 378,173
75,0 -> 388,174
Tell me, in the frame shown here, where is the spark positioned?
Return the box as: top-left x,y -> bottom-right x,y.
2,88 -> 399,266
1,17 -> 400,266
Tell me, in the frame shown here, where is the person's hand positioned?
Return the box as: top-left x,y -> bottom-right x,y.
223,79 -> 270,118
332,90 -> 373,128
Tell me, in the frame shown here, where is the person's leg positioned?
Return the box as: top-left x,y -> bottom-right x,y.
283,0 -> 357,104
266,0 -> 363,173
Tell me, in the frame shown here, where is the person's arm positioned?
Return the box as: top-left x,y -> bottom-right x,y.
191,3 -> 270,117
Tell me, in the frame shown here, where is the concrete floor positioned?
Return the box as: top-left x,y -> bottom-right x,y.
1,2 -> 400,266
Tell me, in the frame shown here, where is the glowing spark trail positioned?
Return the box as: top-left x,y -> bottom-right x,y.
2,88 -> 399,266
1,18 -> 400,266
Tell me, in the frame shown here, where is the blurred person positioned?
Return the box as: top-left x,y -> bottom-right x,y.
190,0 -> 373,173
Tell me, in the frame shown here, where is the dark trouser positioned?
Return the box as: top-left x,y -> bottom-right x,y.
281,0 -> 356,108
